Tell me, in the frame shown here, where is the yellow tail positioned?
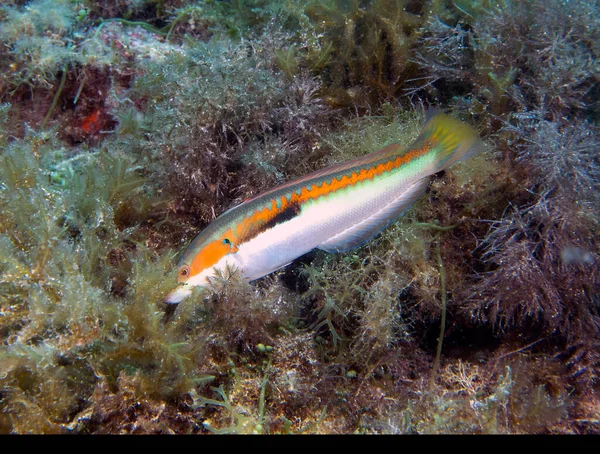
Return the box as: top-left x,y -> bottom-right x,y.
416,113 -> 485,171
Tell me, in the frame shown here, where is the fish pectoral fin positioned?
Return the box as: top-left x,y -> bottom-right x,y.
317,177 -> 430,253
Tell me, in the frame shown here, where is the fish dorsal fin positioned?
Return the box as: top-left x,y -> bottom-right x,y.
317,176 -> 429,253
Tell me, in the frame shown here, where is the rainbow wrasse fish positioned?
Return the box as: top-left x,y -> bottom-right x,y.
165,113 -> 483,304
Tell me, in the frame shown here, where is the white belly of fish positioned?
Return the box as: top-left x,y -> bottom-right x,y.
233,172 -> 428,282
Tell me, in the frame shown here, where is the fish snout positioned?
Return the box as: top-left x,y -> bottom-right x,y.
164,284 -> 193,304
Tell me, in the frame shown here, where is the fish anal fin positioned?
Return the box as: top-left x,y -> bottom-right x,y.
317,177 -> 429,253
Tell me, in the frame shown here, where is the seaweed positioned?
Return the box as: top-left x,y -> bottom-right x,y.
0,0 -> 80,94
464,196 -> 600,343
508,113 -> 600,218
299,0 -> 426,108
413,0 -> 599,124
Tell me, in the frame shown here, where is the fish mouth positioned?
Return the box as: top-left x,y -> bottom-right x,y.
164,284 -> 193,304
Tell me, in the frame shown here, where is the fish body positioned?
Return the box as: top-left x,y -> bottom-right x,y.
166,113 -> 483,303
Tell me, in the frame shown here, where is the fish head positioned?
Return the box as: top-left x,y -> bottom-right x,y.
165,223 -> 242,304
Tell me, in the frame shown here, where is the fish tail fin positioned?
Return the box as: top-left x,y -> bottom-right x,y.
414,113 -> 484,172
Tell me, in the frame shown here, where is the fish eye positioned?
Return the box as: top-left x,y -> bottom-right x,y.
179,265 -> 190,278
221,237 -> 238,254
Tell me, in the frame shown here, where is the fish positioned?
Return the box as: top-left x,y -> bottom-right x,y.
165,112 -> 484,304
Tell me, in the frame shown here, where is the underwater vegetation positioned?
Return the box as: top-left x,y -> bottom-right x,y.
0,0 -> 599,434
